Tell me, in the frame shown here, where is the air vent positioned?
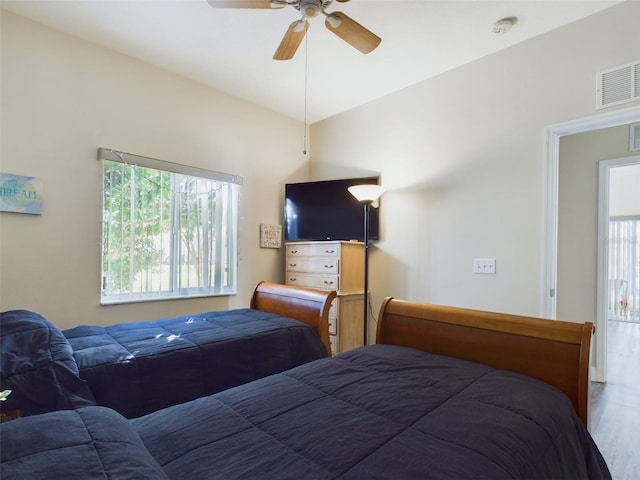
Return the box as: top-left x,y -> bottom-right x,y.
596,60 -> 640,109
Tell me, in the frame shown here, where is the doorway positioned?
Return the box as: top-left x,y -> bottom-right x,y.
547,109 -> 640,480
597,158 -> 640,382
602,161 -> 640,325
545,105 -> 640,382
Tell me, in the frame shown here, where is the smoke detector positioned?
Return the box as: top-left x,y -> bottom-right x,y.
493,16 -> 518,35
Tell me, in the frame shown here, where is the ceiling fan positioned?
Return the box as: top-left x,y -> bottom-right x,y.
207,0 -> 382,60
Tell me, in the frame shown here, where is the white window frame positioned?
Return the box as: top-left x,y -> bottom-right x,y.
98,148 -> 241,305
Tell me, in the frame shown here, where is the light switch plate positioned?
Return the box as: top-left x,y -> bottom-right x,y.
473,258 -> 496,274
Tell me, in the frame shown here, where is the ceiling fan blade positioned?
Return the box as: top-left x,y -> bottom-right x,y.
325,11 -> 381,54
206,0 -> 284,9
273,20 -> 309,61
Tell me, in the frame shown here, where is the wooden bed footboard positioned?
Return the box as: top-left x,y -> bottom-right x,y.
376,298 -> 594,427
251,281 -> 337,355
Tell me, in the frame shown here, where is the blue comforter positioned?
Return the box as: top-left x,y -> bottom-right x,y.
1,308 -> 327,418
0,344 -> 611,479
64,308 -> 328,418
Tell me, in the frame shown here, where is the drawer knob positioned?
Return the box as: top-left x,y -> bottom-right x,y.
324,264 -> 333,269
325,250 -> 336,254
324,280 -> 335,285
290,249 -> 298,254
289,277 -> 297,282
289,263 -> 297,267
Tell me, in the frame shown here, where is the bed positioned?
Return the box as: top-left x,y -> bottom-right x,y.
0,282 -> 336,418
0,297 -> 611,479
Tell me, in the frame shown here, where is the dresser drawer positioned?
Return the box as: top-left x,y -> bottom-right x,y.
286,243 -> 340,258
286,273 -> 339,290
329,335 -> 338,355
328,298 -> 337,319
286,259 -> 338,274
328,313 -> 337,336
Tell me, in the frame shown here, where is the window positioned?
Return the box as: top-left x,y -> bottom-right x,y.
608,217 -> 640,322
99,149 -> 240,304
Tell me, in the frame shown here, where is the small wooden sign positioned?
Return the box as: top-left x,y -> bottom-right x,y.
260,224 -> 282,248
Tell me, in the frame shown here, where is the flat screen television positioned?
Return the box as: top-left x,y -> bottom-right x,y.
284,177 -> 380,242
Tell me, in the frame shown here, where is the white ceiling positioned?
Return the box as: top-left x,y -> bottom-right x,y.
1,0 -> 624,123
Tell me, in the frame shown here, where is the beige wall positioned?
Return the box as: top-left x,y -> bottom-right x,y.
557,126 -> 639,324
311,0 -> 640,340
0,11 -> 309,329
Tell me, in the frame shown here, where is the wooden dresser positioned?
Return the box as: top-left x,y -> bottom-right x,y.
285,241 -> 364,354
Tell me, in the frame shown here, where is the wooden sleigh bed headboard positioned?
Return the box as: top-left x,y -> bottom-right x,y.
376,298 -> 594,427
251,281 -> 337,355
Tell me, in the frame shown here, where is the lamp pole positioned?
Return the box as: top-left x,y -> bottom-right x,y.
362,201 -> 371,345
347,183 -> 384,347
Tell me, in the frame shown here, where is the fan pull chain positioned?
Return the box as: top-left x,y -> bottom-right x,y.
302,33 -> 308,155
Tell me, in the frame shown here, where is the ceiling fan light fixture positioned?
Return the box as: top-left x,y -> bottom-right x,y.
300,0 -> 321,17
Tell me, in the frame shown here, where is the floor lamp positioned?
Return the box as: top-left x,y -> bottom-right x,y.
348,184 -> 385,345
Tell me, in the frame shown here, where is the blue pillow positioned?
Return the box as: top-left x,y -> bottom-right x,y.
1,406 -> 170,479
0,310 -> 95,415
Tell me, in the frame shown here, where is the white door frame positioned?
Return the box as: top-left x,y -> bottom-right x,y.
596,155 -> 640,383
544,105 -> 640,382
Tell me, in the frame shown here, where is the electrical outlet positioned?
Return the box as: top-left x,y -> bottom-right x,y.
473,258 -> 496,274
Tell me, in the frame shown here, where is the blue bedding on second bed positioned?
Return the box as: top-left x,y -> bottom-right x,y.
63,308 -> 328,418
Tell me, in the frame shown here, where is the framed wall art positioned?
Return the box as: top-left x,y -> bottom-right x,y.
0,173 -> 42,215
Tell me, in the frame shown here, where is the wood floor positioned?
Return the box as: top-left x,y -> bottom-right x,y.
590,320 -> 640,480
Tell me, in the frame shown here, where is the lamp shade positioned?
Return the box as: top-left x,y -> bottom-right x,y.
348,184 -> 385,203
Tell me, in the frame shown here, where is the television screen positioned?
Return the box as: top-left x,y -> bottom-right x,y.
284,177 -> 380,242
